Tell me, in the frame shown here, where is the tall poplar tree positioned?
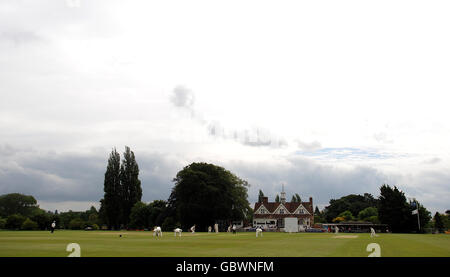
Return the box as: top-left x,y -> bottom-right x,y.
258,190 -> 265,203
120,146 -> 142,227
100,148 -> 121,229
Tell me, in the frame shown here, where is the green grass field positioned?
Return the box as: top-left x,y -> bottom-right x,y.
0,230 -> 449,257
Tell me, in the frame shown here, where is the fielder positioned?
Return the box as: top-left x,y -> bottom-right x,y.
174,228 -> 182,237
214,223 -> 219,233
50,221 -> 56,234
370,227 -> 379,237
153,226 -> 162,237
256,227 -> 263,237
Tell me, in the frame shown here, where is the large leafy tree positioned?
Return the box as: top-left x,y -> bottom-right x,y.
378,185 -> 411,232
314,206 -> 325,223
377,185 -> 431,233
100,148 -> 122,229
433,212 -> 444,233
129,202 -> 150,229
167,162 -> 251,230
0,193 -> 39,217
322,193 -> 378,222
258,190 -> 265,203
291,193 -> 301,203
120,146 -> 142,227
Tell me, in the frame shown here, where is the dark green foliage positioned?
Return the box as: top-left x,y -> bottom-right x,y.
434,212 -> 444,232
315,206 -> 321,216
21,218 -> 38,230
167,162 -> 252,230
291,193 -> 301,203
443,213 -> 450,230
129,202 -> 150,229
275,195 -> 280,203
415,202 -> 432,233
378,185 -> 412,232
337,210 -> 354,221
6,214 -> 26,229
0,193 -> 39,218
161,217 -> 176,231
120,146 -> 142,227
149,200 -> 167,227
101,148 -> 122,229
128,200 -> 167,229
69,218 -> 86,230
30,210 -> 51,230
366,215 -> 380,224
323,193 -> 378,222
258,190 -> 265,203
0,217 -> 6,229
358,207 -> 378,221
378,185 -> 431,233
314,206 -> 325,223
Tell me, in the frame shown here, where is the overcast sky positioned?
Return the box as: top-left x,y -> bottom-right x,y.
1,0 -> 449,214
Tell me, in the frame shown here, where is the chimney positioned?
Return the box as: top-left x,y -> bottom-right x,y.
262,197 -> 268,204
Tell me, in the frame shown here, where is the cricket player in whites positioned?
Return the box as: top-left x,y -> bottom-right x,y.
334,226 -> 339,234
214,223 -> 219,233
370,227 -> 379,237
174,228 -> 182,237
50,221 -> 56,233
190,224 -> 196,234
256,227 -> 263,237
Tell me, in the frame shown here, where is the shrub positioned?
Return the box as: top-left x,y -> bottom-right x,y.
6,214 -> 26,230
21,218 -> 39,230
338,210 -> 354,221
31,212 -> 51,230
69,218 -> 86,230
358,207 -> 378,221
332,217 -> 345,223
0,217 -> 6,229
365,215 -> 380,224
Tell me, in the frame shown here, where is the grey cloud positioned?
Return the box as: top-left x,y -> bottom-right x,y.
225,157 -> 448,214
0,150 -> 105,202
208,123 -> 288,148
170,86 -> 195,109
225,157 -> 392,209
398,170 -> 450,213
0,146 -> 183,208
296,139 -> 322,151
423,157 -> 441,164
171,86 -> 288,148
373,132 -> 394,143
0,31 -> 42,45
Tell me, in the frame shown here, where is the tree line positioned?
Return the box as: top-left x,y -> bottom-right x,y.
99,148 -> 251,231
0,193 -> 101,230
1,146 -> 448,233
312,185 -> 437,233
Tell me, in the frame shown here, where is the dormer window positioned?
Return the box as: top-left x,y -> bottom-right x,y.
257,206 -> 268,214
280,209 -> 284,214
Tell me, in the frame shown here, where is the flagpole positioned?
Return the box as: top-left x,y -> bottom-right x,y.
416,200 -> 420,231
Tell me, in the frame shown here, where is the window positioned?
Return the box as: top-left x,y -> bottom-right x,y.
280,209 -> 284,214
